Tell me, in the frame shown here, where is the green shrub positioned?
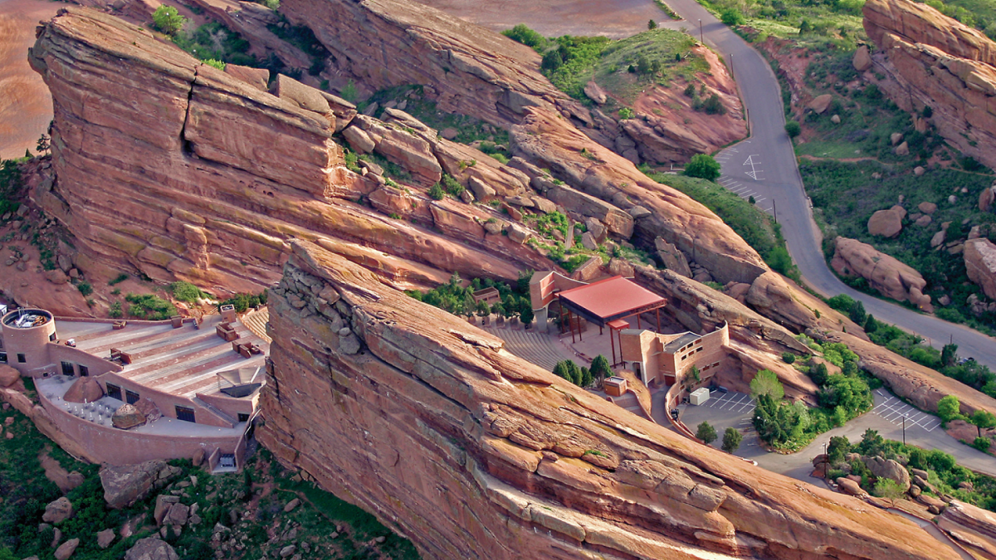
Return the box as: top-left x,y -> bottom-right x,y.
428,183 -> 445,200
202,58 -> 226,70
153,5 -> 186,36
722,427 -> 743,452
218,291 -> 268,313
502,24 -> 545,48
77,282 -> 92,297
937,395 -> 962,423
169,281 -> 205,303
618,107 -> 635,120
785,121 -> 801,138
108,273 -> 129,286
108,302 -> 123,319
696,421 -> 718,444
826,293 -> 855,312
974,437 -> 992,452
125,293 -> 178,320
684,154 -> 721,181
442,175 -> 465,198
782,352 -> 796,364
721,8 -> 745,26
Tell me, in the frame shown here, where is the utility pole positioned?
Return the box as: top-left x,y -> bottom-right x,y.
730,53 -> 734,80
903,416 -> 906,446
823,442 -> 828,479
772,199 -> 778,223
699,19 -> 703,43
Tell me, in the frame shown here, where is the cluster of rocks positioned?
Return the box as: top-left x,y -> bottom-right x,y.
822,453 -> 956,514
831,237 -> 933,310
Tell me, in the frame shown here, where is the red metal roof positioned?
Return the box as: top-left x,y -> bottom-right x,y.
557,276 -> 666,321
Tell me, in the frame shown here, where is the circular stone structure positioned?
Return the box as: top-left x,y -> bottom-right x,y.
1,308 -> 57,375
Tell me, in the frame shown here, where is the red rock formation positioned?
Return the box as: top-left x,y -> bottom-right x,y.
27,8 -> 555,294
258,239 -> 959,560
864,0 -> 996,169
965,238 -> 996,300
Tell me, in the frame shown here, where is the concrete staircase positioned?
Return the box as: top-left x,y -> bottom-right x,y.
240,307 -> 271,343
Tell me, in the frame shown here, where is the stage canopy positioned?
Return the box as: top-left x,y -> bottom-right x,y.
556,276 -> 667,328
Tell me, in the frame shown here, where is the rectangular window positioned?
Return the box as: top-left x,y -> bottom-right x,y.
78,364 -> 89,377
125,390 -> 140,404
49,333 -> 57,342
61,362 -> 74,376
175,406 -> 195,423
106,383 -> 122,401
237,413 -> 250,423
17,353 -> 25,363
0,353 -> 6,364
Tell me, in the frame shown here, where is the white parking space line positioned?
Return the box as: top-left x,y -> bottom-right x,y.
872,392 -> 942,432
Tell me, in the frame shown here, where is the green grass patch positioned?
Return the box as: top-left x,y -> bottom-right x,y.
124,293 -> 177,320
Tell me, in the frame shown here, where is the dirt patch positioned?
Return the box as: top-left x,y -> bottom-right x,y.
946,418 -> 996,453
413,0 -> 674,39
0,0 -> 61,160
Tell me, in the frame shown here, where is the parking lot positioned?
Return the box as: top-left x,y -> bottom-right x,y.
871,389 -> 942,433
676,390 -> 759,453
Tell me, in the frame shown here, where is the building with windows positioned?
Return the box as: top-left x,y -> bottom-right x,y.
0,308 -> 268,470
618,322 -> 730,387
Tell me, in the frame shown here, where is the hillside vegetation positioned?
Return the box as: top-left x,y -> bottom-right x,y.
503,26 -> 707,107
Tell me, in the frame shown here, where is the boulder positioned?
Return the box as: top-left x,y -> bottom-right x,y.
44,269 -> 69,284
913,166 -> 925,176
124,537 -> 179,560
440,127 -> 458,140
97,528 -> 116,549
43,497 -> 74,524
918,202 -> 937,214
54,538 -> 79,560
154,495 -> 180,525
836,477 -> 868,497
283,498 -> 301,512
965,238 -> 996,299
862,456 -> 911,491
931,230 -> 946,248
467,176 -> 496,200
895,141 -> 909,156
831,237 -> 932,310
506,224 -> 529,244
890,132 -> 904,146
62,376 -> 104,403
831,114 -> 841,124
342,125 -> 375,154
981,185 -> 996,213
112,404 -> 147,430
747,271 -> 818,329
0,365 -> 20,388
867,206 -> 905,238
914,215 -> 932,227
584,217 -> 606,243
583,81 -> 608,105
532,197 -> 557,213
853,45 -> 872,71
808,94 -> 833,114
654,237 -> 692,277
608,258 -> 635,278
164,503 -> 190,527
580,231 -> 598,251
100,461 -> 182,509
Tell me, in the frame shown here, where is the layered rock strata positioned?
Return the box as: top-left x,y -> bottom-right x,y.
28,8 -> 557,293
258,239 -> 958,560
864,0 -> 996,169
278,0 -> 764,283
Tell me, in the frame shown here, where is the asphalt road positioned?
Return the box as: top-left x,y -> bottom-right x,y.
660,0 -> 996,370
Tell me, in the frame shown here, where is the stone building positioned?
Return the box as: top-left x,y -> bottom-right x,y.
0,307 -> 268,470
618,322 -> 730,387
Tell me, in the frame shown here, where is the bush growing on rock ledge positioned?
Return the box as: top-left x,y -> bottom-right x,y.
152,5 -> 185,37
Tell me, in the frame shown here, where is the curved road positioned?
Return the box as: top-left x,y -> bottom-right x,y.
660,0 -> 996,370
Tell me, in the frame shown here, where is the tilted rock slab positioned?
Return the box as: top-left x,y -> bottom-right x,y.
258,239 -> 957,560
864,0 -> 996,170
965,238 -> 996,300
831,237 -> 932,310
28,8 -> 551,293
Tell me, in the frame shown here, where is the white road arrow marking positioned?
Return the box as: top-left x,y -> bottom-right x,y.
744,155 -> 760,180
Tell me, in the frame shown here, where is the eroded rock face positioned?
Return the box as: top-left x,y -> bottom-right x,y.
864,0 -> 996,170
831,237 -> 932,310
28,8 -> 549,294
258,239 -> 953,560
965,238 -> 996,299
